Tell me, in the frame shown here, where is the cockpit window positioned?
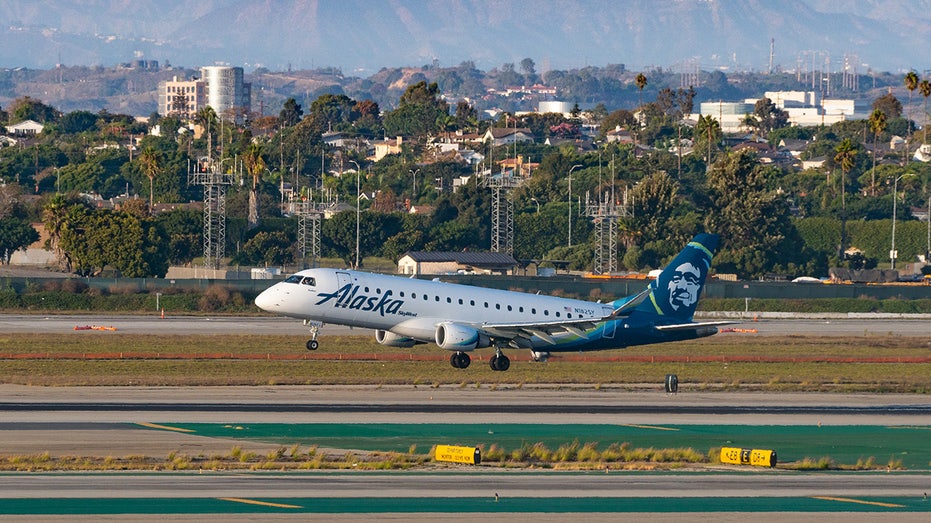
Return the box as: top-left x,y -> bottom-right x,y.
284,275 -> 302,284
301,277 -> 316,286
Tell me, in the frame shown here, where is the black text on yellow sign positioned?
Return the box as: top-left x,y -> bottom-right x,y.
720,447 -> 777,467
434,445 -> 481,465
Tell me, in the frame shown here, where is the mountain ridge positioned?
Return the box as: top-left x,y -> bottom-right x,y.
1,1 -> 928,74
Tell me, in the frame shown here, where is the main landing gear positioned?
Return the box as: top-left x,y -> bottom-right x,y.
449,349 -> 510,371
489,347 -> 510,371
450,351 -> 471,369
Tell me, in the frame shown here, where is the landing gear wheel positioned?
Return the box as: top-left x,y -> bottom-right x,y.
306,339 -> 319,351
490,354 -> 510,371
450,351 -> 471,369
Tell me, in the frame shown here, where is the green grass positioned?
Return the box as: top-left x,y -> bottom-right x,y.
1,333 -> 930,390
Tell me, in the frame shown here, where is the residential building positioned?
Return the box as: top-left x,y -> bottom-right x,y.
158,76 -> 207,120
5,120 -> 44,136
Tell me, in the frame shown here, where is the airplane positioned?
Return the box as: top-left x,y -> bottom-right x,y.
254,233 -> 731,371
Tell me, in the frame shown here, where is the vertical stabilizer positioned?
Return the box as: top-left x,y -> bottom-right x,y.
634,234 -> 719,321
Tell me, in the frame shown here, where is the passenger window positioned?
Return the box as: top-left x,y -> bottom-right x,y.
400,292 -> 405,297
470,300 -> 475,306
458,299 -> 463,305
532,308 -> 537,314
447,297 -> 452,303
507,305 -> 512,311
556,312 -> 561,318
544,310 -> 549,316
435,296 -> 440,302
412,293 -> 417,299
495,304 -> 501,310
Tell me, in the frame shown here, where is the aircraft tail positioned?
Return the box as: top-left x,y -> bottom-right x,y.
632,233 -> 719,321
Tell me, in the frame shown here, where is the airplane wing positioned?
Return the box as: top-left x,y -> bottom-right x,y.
476,317 -> 604,347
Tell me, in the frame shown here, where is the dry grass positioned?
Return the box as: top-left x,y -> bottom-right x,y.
0,333 -> 929,391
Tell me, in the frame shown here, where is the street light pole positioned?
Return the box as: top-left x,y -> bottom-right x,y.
568,164 -> 582,248
531,197 -> 540,213
350,160 -> 361,270
409,168 -> 421,199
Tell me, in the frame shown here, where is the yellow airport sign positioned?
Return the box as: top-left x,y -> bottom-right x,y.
434,445 -> 481,465
720,447 -> 777,467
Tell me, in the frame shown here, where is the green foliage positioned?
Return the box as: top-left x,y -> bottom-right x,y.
0,218 -> 39,264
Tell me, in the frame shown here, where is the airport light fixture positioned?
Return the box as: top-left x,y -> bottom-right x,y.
568,164 -> 582,247
531,197 -> 540,213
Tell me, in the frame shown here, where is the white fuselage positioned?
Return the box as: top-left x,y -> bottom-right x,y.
254,268 -> 615,349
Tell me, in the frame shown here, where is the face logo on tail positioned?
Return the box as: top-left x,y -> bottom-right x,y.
668,262 -> 701,311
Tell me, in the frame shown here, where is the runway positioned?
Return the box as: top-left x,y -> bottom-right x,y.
1,314 -> 930,517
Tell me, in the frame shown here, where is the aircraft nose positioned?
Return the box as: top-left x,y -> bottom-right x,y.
254,287 -> 278,311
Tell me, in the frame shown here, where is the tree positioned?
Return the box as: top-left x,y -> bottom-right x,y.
904,70 -> 919,139
747,97 -> 789,136
242,142 -> 266,229
634,73 -> 647,143
833,138 -> 857,255
382,81 -> 449,140
0,218 -> 38,264
694,115 -> 722,164
520,58 -> 536,76
704,150 -> 797,278
194,106 -> 218,160
872,93 -> 902,119
138,147 -> 160,213
278,98 -> 303,128
919,79 -> 931,144
867,109 -> 887,195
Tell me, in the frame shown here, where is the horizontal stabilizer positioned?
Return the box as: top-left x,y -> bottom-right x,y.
654,320 -> 737,332
608,287 -> 652,318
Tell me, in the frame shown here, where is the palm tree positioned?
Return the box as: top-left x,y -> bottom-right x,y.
834,138 -> 857,256
868,109 -> 887,195
138,147 -> 160,213
904,71 -> 919,158
919,79 -> 931,144
634,73 -> 647,144
195,106 -> 218,162
243,142 -> 266,229
696,114 -> 722,165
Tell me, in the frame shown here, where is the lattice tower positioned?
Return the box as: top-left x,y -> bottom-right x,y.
188,166 -> 235,270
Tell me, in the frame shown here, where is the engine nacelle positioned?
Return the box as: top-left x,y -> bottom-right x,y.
435,322 -> 490,352
375,330 -> 417,347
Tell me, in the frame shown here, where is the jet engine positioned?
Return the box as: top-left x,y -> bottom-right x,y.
374,330 -> 417,347
435,322 -> 490,351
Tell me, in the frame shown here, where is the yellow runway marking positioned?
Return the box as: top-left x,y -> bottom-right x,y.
619,424 -> 679,431
219,497 -> 302,509
136,422 -> 196,433
811,496 -> 905,508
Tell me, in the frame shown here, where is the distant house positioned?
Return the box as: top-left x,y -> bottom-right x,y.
397,251 -> 518,276
482,127 -> 534,146
777,138 -> 810,159
5,119 -> 44,136
370,136 -> 404,161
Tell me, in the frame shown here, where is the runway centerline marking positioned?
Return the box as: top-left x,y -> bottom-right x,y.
619,424 -> 680,431
218,497 -> 302,509
136,422 -> 196,433
811,496 -> 905,508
